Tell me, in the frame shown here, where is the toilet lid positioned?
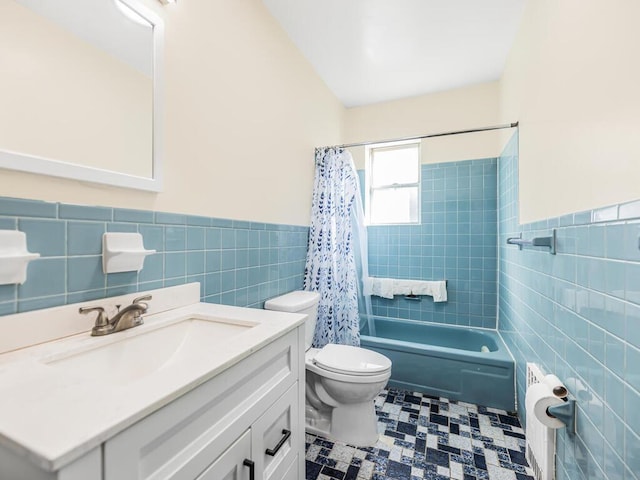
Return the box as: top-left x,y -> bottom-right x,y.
313,344 -> 391,376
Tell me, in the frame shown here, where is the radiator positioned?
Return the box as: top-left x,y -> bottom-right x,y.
525,363 -> 555,480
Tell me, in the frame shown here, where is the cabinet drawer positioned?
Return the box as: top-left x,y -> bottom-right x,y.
104,330 -> 298,480
251,382 -> 299,480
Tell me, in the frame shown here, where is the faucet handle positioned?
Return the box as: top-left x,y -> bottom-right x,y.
79,306 -> 112,335
79,305 -> 106,318
133,294 -> 152,304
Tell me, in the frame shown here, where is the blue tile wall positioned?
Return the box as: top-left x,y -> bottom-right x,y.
498,131 -> 640,480
364,158 -> 498,328
0,197 -> 308,314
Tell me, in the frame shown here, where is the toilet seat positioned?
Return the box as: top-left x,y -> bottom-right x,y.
314,344 -> 391,376
306,357 -> 391,384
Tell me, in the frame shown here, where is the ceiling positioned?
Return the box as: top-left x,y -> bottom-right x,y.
262,0 -> 526,107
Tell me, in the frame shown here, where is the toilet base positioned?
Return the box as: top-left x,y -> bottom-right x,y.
331,400 -> 380,446
305,400 -> 380,447
305,424 -> 331,440
305,404 -> 331,436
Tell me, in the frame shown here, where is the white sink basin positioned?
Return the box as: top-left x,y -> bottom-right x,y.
43,315 -> 256,385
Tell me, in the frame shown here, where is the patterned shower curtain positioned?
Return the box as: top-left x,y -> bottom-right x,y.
304,147 -> 361,347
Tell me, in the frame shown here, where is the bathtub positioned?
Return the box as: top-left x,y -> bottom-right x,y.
360,316 -> 515,411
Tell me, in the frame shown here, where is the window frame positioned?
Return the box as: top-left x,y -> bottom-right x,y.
365,140 -> 421,226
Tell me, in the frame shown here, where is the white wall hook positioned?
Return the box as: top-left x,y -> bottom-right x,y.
0,230 -> 40,285
102,233 -> 156,274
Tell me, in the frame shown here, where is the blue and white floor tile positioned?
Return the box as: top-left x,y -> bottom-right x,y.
305,388 -> 536,480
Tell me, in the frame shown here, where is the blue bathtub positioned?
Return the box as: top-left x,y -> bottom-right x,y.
360,316 -> 515,411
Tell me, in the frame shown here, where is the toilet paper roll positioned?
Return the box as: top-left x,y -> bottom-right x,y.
525,382 -> 565,429
542,374 -> 568,398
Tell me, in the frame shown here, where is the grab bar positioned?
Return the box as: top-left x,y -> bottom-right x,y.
404,294 -> 421,301
506,229 -> 556,254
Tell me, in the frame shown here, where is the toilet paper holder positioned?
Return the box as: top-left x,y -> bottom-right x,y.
546,397 -> 576,434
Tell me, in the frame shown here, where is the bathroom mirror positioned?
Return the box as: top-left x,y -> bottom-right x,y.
0,0 -> 164,191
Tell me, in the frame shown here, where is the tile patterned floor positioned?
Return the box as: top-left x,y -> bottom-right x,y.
305,388 -> 535,480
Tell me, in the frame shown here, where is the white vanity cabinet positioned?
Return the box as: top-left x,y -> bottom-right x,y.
0,326 -> 304,480
104,329 -> 304,480
0,285 -> 305,480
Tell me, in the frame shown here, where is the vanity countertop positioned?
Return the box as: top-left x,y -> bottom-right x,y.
0,287 -> 305,472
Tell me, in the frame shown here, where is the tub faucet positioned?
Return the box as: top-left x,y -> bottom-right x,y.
80,295 -> 152,336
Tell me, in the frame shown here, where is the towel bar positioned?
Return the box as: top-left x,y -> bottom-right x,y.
506,229 -> 556,254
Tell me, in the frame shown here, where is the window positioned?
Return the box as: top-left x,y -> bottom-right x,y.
366,141 -> 420,224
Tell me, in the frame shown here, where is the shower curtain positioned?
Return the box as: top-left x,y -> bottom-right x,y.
304,147 -> 366,347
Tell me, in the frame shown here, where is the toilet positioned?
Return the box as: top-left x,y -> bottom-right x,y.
265,290 -> 392,447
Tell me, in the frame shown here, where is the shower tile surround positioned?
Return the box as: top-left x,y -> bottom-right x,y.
498,133 -> 640,479
0,197 -> 308,314
363,158 -> 498,329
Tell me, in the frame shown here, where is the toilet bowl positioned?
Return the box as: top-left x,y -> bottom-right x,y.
264,291 -> 392,447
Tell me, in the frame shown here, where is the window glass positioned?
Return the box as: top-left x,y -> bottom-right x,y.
367,142 -> 420,225
370,145 -> 420,187
370,186 -> 419,224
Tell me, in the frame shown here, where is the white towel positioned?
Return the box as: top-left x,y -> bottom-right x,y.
405,280 -> 448,302
365,277 -> 448,302
368,277 -> 395,299
392,280 -> 418,295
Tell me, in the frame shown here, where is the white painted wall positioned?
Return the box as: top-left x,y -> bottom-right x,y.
5,0 -> 636,226
348,130 -> 506,173
0,0 -> 344,226
343,82 -> 504,170
500,0 -> 640,223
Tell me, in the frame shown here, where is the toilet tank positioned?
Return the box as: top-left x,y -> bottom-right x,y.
264,291 -> 319,350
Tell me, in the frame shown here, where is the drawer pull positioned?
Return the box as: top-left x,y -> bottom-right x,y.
243,459 -> 255,480
265,428 -> 291,456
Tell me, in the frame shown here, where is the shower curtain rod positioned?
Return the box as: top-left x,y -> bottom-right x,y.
322,121 -> 518,150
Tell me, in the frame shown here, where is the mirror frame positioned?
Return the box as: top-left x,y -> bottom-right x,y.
0,0 -> 164,192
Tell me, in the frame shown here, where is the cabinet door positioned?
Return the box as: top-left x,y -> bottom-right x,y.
279,455 -> 297,480
251,382 -> 299,480
197,430 -> 251,480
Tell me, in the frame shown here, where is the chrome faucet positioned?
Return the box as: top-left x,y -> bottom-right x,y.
80,295 -> 152,336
